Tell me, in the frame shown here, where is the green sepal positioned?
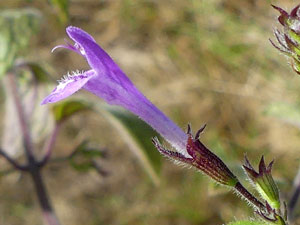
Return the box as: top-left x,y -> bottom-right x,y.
289,29 -> 300,45
274,215 -> 286,225
243,156 -> 280,210
255,178 -> 280,209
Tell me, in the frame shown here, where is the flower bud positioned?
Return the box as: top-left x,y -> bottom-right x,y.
270,4 -> 300,74
243,156 -> 280,210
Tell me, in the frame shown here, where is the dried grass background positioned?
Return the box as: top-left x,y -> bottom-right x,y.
1,0 -> 300,224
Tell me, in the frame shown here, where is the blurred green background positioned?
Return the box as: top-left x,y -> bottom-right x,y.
1,0 -> 300,224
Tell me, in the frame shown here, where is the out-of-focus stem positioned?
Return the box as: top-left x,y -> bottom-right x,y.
288,164 -> 300,219
38,123 -> 61,167
29,166 -> 61,225
0,148 -> 27,170
7,72 -> 35,163
6,72 -> 61,225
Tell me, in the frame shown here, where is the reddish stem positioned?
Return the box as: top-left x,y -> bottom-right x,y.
235,182 -> 265,210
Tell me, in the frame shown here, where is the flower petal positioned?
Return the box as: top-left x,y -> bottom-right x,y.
51,42 -> 78,53
66,26 -> 133,89
66,26 -> 96,43
41,70 -> 96,105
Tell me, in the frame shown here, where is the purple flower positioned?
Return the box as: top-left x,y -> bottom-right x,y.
42,26 -> 240,189
42,26 -> 189,156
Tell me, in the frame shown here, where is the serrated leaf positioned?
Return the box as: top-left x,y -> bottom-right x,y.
263,102 -> 300,128
227,221 -> 269,225
94,104 -> 162,186
52,100 -> 91,122
0,9 -> 41,77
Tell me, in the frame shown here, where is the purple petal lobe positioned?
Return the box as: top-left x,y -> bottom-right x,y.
41,70 -> 96,105
66,26 -> 96,43
66,26 -> 133,88
51,44 -> 76,53
51,44 -> 74,53
51,38 -> 86,55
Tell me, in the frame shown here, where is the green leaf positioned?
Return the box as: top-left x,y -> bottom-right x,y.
94,104 -> 162,186
52,100 -> 91,122
70,160 -> 94,172
69,141 -> 104,173
0,9 -> 41,77
25,62 -> 51,83
227,221 -> 269,225
263,102 -> 300,128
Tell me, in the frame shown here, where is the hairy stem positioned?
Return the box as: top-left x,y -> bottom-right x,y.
235,182 -> 265,210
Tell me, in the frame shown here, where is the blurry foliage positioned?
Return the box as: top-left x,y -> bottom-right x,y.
52,100 -> 91,122
96,104 -> 162,185
264,102 -> 300,128
68,140 -> 105,173
1,69 -> 54,156
164,0 -> 254,73
228,221 -> 268,225
0,0 -> 299,225
25,62 -> 51,83
49,97 -> 162,184
48,0 -> 69,24
118,0 -> 270,79
0,8 -> 41,77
